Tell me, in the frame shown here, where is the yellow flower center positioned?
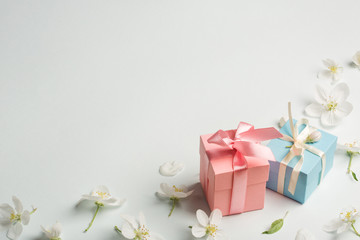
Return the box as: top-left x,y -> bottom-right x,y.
96,191 -> 110,199
206,224 -> 218,237
329,65 -> 338,73
10,213 -> 21,222
340,209 -> 357,223
134,225 -> 150,240
172,185 -> 183,192
325,100 -> 338,111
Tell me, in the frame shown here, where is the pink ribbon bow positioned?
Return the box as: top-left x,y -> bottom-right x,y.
208,122 -> 282,214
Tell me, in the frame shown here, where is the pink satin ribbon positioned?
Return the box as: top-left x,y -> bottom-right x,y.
208,122 -> 282,214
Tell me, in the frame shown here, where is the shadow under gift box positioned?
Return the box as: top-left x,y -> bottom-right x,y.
266,119 -> 337,204
200,130 -> 270,216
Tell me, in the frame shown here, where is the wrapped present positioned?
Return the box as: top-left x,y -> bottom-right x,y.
266,103 -> 338,203
199,122 -> 282,216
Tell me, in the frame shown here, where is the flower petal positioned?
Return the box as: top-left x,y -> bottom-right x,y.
121,214 -> 139,229
178,185 -> 189,193
323,218 -> 343,232
191,224 -> 206,238
352,51 -> 360,66
7,222 -> 23,240
337,222 -> 350,233
336,102 -> 353,118
314,84 -> 329,104
173,192 -> 188,198
331,82 -> 350,103
51,222 -> 62,237
102,197 -> 126,207
159,183 -> 174,197
0,204 -> 14,218
159,161 -> 184,177
41,225 -> 53,238
212,231 -> 226,240
156,192 -> 168,199
321,111 -> 342,126
305,103 -> 323,117
322,59 -> 336,68
184,190 -> 194,198
209,209 -> 222,226
81,195 -> 101,202
121,222 -> 136,239
0,218 -> 11,230
196,209 -> 209,227
295,228 -> 317,240
12,196 -> 23,214
138,212 -> 146,227
21,210 -> 30,225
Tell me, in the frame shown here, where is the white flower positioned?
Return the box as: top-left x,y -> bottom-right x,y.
352,51 -> 360,69
118,212 -> 163,240
192,209 -> 224,240
81,185 -> 125,232
80,185 -> 125,207
318,59 -> 343,83
305,83 -> 353,126
41,222 -> 62,240
157,183 -> 194,217
157,183 -> 194,199
159,161 -> 184,177
338,140 -> 360,153
295,229 -> 317,240
0,196 -> 35,240
323,207 -> 360,235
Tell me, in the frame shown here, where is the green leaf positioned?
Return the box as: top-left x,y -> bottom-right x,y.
262,211 -> 288,234
352,171 -> 358,181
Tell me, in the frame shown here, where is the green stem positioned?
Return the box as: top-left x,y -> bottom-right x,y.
168,198 -> 178,217
352,223 -> 360,237
30,207 -> 37,215
114,226 -> 122,234
348,151 -> 354,174
84,203 -> 102,232
188,226 -> 193,229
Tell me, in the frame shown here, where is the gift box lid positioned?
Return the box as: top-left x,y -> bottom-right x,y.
268,119 -> 337,175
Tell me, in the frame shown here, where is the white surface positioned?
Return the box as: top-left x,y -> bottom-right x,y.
1,1 -> 360,239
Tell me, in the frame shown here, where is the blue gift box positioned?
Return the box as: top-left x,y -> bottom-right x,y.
266,119 -> 337,204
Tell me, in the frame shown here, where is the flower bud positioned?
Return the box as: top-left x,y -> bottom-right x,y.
306,131 -> 322,143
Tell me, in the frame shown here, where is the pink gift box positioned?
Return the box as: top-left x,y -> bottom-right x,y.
199,124 -> 281,216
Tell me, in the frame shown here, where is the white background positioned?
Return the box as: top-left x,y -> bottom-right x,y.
1,1 -> 360,239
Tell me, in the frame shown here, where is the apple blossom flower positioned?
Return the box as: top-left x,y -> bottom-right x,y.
159,161 -> 184,177
157,183 -> 194,217
0,196 -> 37,240
318,59 -> 343,84
41,222 -> 62,240
80,185 -> 125,232
338,140 -> 360,181
114,212 -> 164,240
323,207 -> 360,237
352,51 -> 360,69
191,209 -> 224,240
295,229 -> 317,240
305,83 -> 353,126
